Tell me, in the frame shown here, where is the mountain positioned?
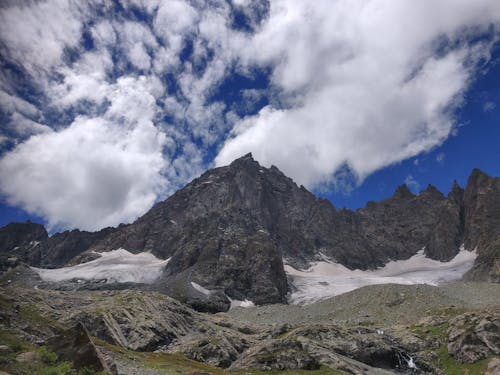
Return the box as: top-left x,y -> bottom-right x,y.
1,154 -> 499,312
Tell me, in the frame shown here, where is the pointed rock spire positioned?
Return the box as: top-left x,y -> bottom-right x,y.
393,184 -> 415,199
448,180 -> 464,204
421,184 -> 444,200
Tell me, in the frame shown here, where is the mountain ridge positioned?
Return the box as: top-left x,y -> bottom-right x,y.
1,154 -> 499,311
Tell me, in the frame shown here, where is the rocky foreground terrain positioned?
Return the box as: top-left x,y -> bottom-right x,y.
0,274 -> 499,374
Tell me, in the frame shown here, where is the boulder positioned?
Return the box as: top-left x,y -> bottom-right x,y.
46,322 -> 106,371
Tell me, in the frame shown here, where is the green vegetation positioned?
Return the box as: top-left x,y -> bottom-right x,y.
412,321 -> 449,339
38,346 -> 58,364
40,361 -> 75,375
434,347 -> 498,375
412,319 -> 498,375
17,303 -> 65,331
0,330 -> 110,375
0,329 -> 33,352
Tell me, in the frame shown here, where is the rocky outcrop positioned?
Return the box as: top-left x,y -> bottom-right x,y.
447,312 -> 500,363
484,358 -> 500,375
68,291 -> 200,352
230,338 -> 320,371
171,330 -> 251,368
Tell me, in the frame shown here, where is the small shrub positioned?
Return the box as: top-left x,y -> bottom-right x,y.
38,346 -> 58,365
40,361 -> 76,375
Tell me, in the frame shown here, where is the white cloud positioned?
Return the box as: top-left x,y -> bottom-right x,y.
216,0 -> 500,187
404,175 -> 420,192
436,152 -> 446,164
0,73 -> 180,231
7,113 -> 52,137
0,116 -> 167,231
0,0 -> 89,80
0,90 -> 40,119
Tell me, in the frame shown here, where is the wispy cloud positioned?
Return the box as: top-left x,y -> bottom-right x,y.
404,175 -> 420,193
483,101 -> 496,112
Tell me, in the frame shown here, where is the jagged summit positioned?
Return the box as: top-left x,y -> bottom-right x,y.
1,158 -> 499,311
393,184 -> 415,199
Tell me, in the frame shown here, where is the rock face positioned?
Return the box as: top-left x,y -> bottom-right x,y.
28,227 -> 117,268
0,222 -> 48,272
463,169 -> 500,282
1,154 -> 499,311
0,221 -> 47,252
447,312 -> 500,363
0,223 -> 115,271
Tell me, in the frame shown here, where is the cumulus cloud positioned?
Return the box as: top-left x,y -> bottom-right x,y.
216,0 -> 500,187
0,116 -> 167,231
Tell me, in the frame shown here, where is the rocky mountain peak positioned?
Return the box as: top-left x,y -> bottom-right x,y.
393,184 -> 415,199
421,184 -> 444,200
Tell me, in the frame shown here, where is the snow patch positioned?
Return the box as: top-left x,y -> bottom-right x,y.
191,282 -> 212,296
286,248 -> 477,304
229,298 -> 256,309
32,249 -> 170,284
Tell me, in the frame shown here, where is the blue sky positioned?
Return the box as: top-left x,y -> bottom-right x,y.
0,0 -> 500,231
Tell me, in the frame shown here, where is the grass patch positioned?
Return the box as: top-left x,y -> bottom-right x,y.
0,329 -> 34,352
412,322 -> 449,339
434,346 -> 498,375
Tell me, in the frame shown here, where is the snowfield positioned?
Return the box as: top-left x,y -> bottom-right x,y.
32,249 -> 170,284
285,248 -> 477,304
